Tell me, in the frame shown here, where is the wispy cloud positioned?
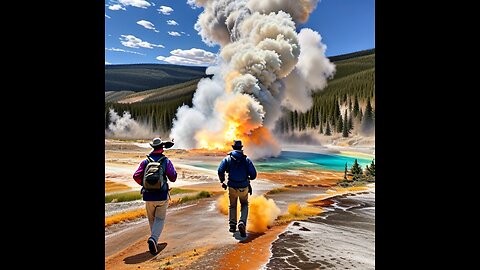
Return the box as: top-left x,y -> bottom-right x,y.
137,20 -> 159,32
168,31 -> 181,37
105,61 -> 111,65
106,47 -> 146,56
120,35 -> 164,49
158,6 -> 173,15
166,20 -> 178,26
181,31 -> 190,36
156,48 -> 217,66
186,0 -> 201,9
118,0 -> 151,9
105,14 -> 111,19
108,4 -> 125,11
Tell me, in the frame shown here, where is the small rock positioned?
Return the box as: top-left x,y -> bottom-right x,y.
293,222 -> 301,226
299,227 -> 311,231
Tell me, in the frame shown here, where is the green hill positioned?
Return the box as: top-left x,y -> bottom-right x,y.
105,64 -> 208,92
106,49 -> 375,135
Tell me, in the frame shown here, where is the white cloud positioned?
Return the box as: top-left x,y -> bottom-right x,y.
105,61 -> 111,65
167,20 -> 178,26
156,48 -> 217,66
158,6 -> 173,15
137,20 -> 159,32
120,35 -> 164,49
168,31 -> 181,36
151,2 -> 155,6
118,0 -> 151,8
137,20 -> 155,30
108,4 -> 125,11
186,0 -> 202,9
106,47 -> 146,56
105,14 -> 111,19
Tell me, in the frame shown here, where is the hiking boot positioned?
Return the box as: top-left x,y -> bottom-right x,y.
147,237 -> 158,255
229,225 -> 236,233
238,221 -> 246,237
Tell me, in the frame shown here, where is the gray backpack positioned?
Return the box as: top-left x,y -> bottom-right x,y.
143,155 -> 168,191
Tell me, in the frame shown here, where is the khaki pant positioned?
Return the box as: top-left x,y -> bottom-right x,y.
145,200 -> 168,243
228,187 -> 249,227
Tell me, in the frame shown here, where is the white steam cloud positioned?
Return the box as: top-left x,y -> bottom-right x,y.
106,109 -> 154,139
170,0 -> 335,159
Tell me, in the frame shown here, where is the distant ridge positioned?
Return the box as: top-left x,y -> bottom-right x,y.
328,49 -> 375,62
105,64 -> 208,92
104,49 -> 375,93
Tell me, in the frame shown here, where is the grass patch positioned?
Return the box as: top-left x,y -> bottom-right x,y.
105,191 -> 141,203
170,188 -> 196,196
105,208 -> 146,227
105,188 -> 196,203
173,191 -> 212,204
338,179 -> 369,188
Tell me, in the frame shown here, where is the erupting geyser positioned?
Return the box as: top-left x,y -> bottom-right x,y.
171,0 -> 336,159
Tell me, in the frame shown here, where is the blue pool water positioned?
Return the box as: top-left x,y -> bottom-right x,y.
256,151 -> 373,172
191,151 -> 373,172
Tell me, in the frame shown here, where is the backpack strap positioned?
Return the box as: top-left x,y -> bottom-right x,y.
158,156 -> 167,163
146,155 -> 154,163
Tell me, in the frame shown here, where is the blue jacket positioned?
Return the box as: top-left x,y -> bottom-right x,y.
218,150 -> 257,188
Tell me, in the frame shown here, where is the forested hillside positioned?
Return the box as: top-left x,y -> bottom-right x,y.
105,64 -> 207,92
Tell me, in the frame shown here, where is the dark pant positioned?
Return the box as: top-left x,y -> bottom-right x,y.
228,187 -> 249,226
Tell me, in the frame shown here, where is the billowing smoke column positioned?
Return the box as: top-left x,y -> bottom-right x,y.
171,0 -> 335,159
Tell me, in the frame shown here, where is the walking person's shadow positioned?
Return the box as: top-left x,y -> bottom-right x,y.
123,242 -> 168,264
234,232 -> 263,243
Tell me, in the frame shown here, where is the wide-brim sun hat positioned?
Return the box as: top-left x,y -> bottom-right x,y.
149,137 -> 174,149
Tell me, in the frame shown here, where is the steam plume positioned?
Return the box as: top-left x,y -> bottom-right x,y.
171,0 -> 335,159
106,108 -> 154,139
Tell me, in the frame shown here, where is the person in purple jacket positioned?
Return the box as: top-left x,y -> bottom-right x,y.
133,137 -> 177,255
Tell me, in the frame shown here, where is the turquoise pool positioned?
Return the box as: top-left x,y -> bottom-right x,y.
191,151 -> 374,172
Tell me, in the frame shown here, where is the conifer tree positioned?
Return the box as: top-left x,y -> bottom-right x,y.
350,159 -> 363,180
336,116 -> 343,133
361,98 -> 374,134
342,109 -> 349,137
368,159 -> 375,176
325,121 -> 332,136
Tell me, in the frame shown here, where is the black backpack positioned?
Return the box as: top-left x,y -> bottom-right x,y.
142,155 -> 168,191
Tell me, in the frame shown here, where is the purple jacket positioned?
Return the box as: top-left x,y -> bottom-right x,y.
133,148 -> 177,201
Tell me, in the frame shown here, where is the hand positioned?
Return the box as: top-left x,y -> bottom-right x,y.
222,183 -> 228,190
248,184 -> 252,195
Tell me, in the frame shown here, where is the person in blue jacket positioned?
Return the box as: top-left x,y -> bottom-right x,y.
218,140 -> 257,237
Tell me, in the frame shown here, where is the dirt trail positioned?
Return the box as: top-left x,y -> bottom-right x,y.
105,195 -> 237,269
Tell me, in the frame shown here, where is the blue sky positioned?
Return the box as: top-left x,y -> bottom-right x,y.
105,0 -> 375,65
